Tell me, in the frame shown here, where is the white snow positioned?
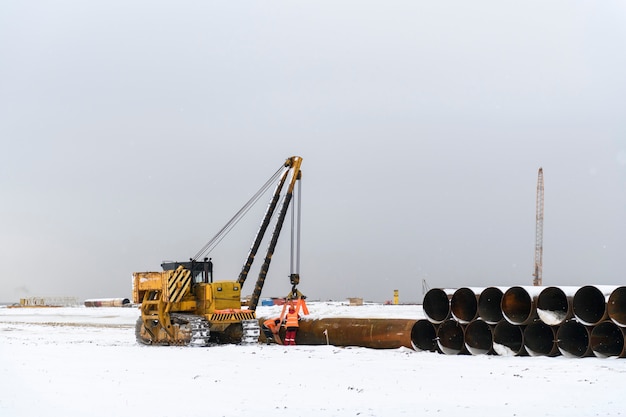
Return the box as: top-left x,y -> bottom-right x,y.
537,308 -> 568,326
2,303 -> 626,417
492,342 -> 518,357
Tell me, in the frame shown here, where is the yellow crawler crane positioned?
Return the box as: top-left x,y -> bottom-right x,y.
133,156 -> 304,346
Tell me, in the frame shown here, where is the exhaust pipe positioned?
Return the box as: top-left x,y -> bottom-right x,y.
556,320 -> 592,358
423,288 -> 453,324
501,286 -> 542,325
573,285 -> 616,326
451,287 -> 480,324
411,319 -> 439,352
608,286 -> 626,327
523,321 -> 558,357
477,287 -> 505,325
493,320 -> 526,356
436,319 -> 466,355
464,319 -> 493,355
590,321 -> 626,358
537,286 -> 574,326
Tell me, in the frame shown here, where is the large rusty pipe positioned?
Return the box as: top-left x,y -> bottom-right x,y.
436,319 -> 466,355
556,320 -> 592,358
477,287 -> 505,324
423,288 -> 453,324
607,286 -> 626,327
573,285 -> 617,326
464,319 -> 493,355
411,319 -> 439,352
537,286 -> 574,326
270,318 -> 418,349
450,287 -> 480,324
501,286 -> 542,325
590,321 -> 626,358
523,321 -> 559,357
493,320 -> 526,356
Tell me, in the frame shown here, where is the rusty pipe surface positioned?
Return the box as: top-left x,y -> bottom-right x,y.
537,286 -> 574,326
411,319 -> 439,352
590,321 -> 626,358
523,321 -> 559,357
283,318 -> 418,349
501,286 -> 543,325
477,287 -> 505,325
464,319 -> 493,355
451,287 -> 480,324
608,286 -> 626,327
493,320 -> 526,356
423,288 -> 453,324
573,285 -> 617,326
556,320 -> 592,358
436,319 -> 466,355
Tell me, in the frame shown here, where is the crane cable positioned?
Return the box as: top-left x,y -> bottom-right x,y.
192,164 -> 285,261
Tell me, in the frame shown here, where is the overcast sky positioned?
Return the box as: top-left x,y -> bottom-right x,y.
1,1 -> 625,303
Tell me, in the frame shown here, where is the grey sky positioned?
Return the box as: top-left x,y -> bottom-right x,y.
1,1 -> 625,303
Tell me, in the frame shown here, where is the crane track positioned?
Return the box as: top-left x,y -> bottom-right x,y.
136,314 -> 261,346
170,313 -> 211,346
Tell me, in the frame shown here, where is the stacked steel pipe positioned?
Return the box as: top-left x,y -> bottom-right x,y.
418,285 -> 626,358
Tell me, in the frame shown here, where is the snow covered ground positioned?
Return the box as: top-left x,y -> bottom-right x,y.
1,303 -> 626,417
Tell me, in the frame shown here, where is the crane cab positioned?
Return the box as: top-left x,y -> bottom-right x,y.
161,259 -> 213,284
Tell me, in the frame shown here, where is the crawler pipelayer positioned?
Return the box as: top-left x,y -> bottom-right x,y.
132,156 -> 305,346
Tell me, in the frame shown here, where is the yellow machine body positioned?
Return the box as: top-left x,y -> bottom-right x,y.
132,268 -> 256,345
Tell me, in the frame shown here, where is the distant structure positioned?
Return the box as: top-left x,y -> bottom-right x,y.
347,297 -> 363,306
18,297 -> 79,307
533,167 -> 544,286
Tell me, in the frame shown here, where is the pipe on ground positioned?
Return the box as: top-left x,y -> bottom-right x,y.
477,287 -> 505,325
493,320 -> 526,356
451,287 -> 480,324
573,285 -> 616,326
501,286 -> 542,325
84,298 -> 131,307
423,288 -> 454,324
464,319 -> 493,355
607,286 -> 626,327
411,319 -> 439,352
590,321 -> 626,358
275,318 -> 418,349
537,286 -> 574,326
436,319 -> 466,355
523,321 -> 558,357
556,320 -> 592,358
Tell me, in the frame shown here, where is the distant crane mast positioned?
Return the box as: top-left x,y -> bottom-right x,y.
533,167 -> 544,286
